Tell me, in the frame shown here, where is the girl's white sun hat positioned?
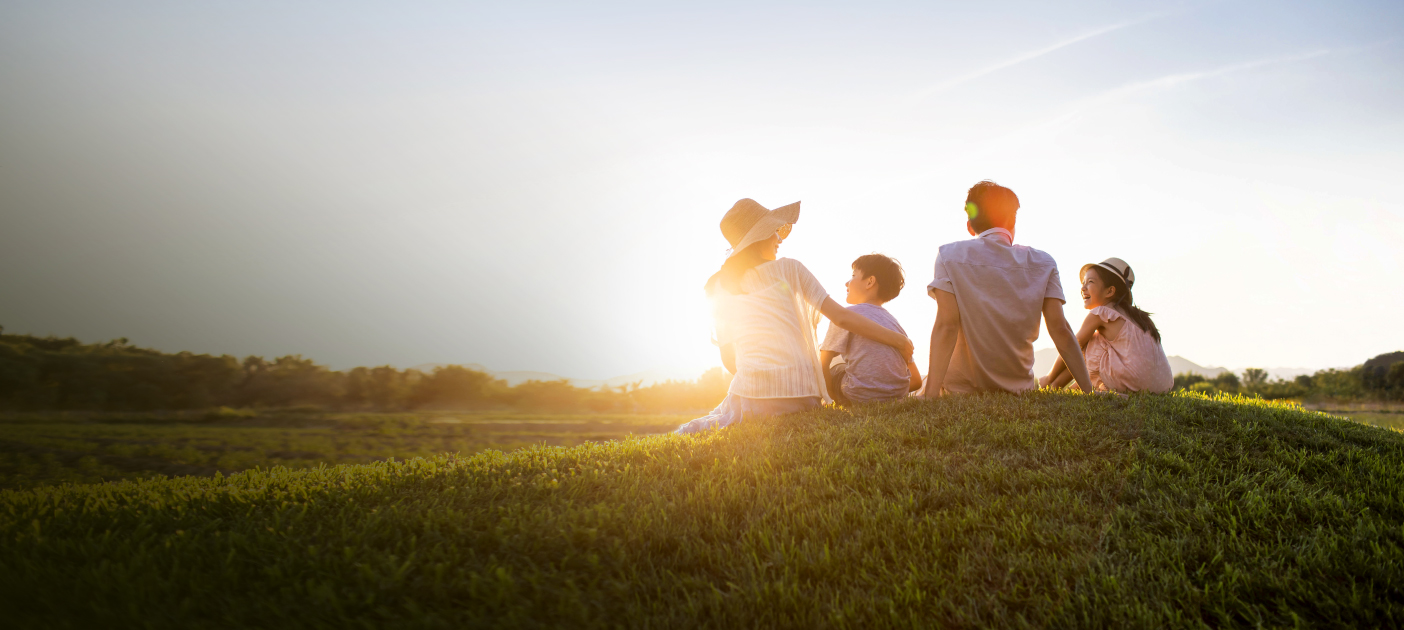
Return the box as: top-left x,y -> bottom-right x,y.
1080,257 -> 1136,289
720,198 -> 800,259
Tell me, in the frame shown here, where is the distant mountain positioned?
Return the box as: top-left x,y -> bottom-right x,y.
1166,356 -> 1229,378
600,367 -> 714,389
1034,349 -> 1227,379
1031,350 -> 1318,382
407,364 -> 710,389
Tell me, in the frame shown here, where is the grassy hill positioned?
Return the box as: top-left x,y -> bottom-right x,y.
1,393 -> 1401,628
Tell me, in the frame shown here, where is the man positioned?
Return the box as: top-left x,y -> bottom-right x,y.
921,180 -> 1094,396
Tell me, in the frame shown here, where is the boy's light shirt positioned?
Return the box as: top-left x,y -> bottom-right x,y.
820,303 -> 911,404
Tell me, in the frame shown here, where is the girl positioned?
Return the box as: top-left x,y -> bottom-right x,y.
1039,257 -> 1174,394
676,199 -> 914,434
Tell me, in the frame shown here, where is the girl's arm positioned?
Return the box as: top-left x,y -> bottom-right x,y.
1040,312 -> 1104,387
1043,299 -> 1095,393
819,297 -> 915,361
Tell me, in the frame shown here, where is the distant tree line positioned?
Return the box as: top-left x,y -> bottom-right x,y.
1173,351 -> 1404,401
0,330 -> 730,413
3,329 -> 1401,412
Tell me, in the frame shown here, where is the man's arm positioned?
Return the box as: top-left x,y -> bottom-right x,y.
1042,298 -> 1094,392
923,289 -> 961,398
819,298 -> 914,362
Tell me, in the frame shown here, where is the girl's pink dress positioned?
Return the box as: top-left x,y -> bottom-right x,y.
1084,306 -> 1174,394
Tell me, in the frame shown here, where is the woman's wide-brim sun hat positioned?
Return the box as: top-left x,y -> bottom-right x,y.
720,198 -> 800,259
1080,257 -> 1135,289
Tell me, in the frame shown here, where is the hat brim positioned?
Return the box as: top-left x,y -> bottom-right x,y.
725,201 -> 800,259
1080,262 -> 1132,288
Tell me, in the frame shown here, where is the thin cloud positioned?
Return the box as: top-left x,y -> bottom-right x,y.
907,12 -> 1167,102
844,47 -> 1337,204
1032,48 -> 1334,135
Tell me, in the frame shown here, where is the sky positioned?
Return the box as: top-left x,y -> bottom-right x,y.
1,0 -> 1401,380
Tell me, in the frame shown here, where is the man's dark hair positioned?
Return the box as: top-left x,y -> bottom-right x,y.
852,254 -> 905,302
965,180 -> 1019,233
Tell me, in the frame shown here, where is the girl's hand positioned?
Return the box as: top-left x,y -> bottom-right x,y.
1038,375 -> 1052,389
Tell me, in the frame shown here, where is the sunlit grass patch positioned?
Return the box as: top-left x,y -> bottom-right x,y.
0,393 -> 1400,628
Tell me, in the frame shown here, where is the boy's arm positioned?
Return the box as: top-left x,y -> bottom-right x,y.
906,360 -> 923,393
923,289 -> 961,398
1042,298 -> 1094,392
819,298 -> 914,361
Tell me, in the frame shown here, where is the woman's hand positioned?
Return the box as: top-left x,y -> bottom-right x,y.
896,336 -> 915,362
1038,375 -> 1052,388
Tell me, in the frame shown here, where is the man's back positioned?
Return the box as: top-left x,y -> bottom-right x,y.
926,228 -> 1064,393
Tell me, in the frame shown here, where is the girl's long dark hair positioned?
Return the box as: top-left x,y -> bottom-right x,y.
705,241 -> 771,296
1090,266 -> 1162,343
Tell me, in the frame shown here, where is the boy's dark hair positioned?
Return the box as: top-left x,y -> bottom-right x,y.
965,180 -> 1018,233
852,254 -> 905,302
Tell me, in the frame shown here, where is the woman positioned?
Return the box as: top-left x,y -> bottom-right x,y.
676,199 -> 914,434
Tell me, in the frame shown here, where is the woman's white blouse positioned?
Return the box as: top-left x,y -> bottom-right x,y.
712,258 -> 830,401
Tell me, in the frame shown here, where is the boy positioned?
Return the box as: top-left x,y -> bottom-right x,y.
921,180 -> 1094,395
820,254 -> 924,406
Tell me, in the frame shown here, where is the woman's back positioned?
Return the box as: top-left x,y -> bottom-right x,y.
713,258 -> 830,400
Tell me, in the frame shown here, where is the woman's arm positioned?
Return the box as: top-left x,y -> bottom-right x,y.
720,343 -> 736,374
819,350 -> 842,401
819,297 -> 915,361
906,361 -> 924,393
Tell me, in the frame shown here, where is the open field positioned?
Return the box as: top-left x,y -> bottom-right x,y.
2,402 -> 1399,492
1,392 -> 1401,628
0,411 -> 686,491
1301,401 -> 1404,432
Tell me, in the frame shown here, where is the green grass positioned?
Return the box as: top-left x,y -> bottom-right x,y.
0,412 -> 686,490
1,392 -> 1401,628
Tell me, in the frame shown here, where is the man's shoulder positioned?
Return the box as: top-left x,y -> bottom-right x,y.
1013,243 -> 1058,266
936,238 -> 973,256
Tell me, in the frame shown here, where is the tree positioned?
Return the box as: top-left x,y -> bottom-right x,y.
409,366 -> 504,409
1174,372 -> 1207,390
1242,368 -> 1269,390
1211,371 -> 1240,392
